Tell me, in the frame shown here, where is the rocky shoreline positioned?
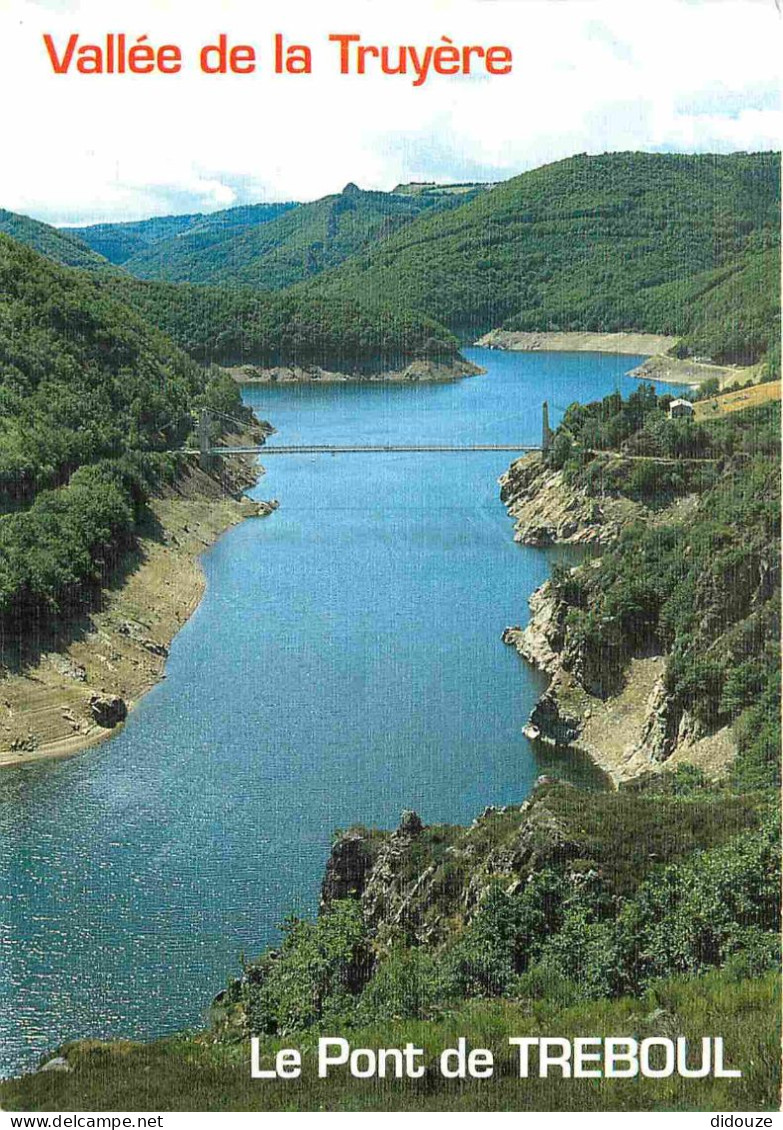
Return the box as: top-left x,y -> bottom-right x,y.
0,425 -> 276,770
475,328 -> 677,357
500,455 -> 736,785
499,452 -> 650,546
225,357 -> 483,384
475,329 -> 758,389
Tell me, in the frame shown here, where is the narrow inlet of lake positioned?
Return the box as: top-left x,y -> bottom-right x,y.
0,348 -> 684,1076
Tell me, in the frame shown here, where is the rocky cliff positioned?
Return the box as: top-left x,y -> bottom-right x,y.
499,453 -> 647,546
318,778 -> 760,953
505,602 -> 734,784
500,461 -> 737,785
319,786 -> 597,949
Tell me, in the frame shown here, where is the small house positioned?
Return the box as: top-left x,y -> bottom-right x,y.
669,398 -> 695,419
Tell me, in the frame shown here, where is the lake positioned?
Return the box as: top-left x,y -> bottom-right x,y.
0,347 -> 682,1076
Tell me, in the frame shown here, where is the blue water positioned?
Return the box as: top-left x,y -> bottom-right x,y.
0,348 -> 683,1076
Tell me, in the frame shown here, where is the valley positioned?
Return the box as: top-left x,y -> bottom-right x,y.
0,149 -> 779,1111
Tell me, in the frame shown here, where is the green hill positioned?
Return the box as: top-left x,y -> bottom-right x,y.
4,153 -> 779,371
71,201 -> 298,266
677,242 -> 781,366
0,209 -> 114,272
0,208 -> 462,370
0,234 -> 249,622
101,274 -> 459,368
113,183 -> 487,289
0,234 -> 199,497
302,151 -> 780,364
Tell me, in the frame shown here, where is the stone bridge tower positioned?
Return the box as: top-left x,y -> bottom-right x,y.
198,407 -> 213,470
542,401 -> 554,453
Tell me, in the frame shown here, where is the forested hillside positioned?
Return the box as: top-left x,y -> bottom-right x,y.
300,152 -> 780,365
101,273 -> 459,367
0,226 -> 457,628
676,243 -> 781,368
0,209 -> 114,273
4,152 -> 779,372
72,201 -> 299,267
0,235 -> 249,625
97,183 -> 486,289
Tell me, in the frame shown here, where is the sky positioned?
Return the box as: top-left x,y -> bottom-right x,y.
0,0 -> 780,225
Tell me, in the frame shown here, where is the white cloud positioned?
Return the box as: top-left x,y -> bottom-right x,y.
0,0 -> 779,223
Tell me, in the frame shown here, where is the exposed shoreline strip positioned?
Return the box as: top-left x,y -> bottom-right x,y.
0,445 -> 269,770
475,329 -> 678,357
225,357 -> 483,384
475,329 -> 758,389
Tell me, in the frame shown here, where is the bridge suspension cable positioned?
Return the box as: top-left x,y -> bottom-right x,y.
191,404 -> 553,465
192,444 -> 543,455
207,407 -> 252,432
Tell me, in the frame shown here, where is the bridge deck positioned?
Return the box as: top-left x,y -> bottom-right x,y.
186,444 -> 543,455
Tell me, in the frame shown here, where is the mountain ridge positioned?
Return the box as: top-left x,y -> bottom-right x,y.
89,182 -> 489,289
0,208 -> 115,273
3,151 -> 780,372
70,200 -> 299,266
296,150 -> 780,365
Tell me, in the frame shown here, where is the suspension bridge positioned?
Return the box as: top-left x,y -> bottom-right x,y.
183,404 -> 555,466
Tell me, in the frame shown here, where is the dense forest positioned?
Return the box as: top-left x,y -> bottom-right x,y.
102,274 -> 459,367
675,243 -> 781,368
71,201 -> 299,266
0,235 -> 250,626
300,152 -> 780,365
100,184 -> 487,289
0,227 -> 456,631
4,152 -> 780,372
72,182 -> 488,287
86,153 -> 783,373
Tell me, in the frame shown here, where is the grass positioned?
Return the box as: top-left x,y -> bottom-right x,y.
540,784 -> 766,896
1,971 -> 777,1112
693,381 -> 781,421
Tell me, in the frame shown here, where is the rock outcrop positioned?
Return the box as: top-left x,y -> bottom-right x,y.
89,694 -> 128,729
321,811 -> 440,943
509,577 -> 736,784
502,581 -> 564,675
499,453 -> 645,546
320,829 -> 381,909
320,789 -> 590,947
228,358 -> 483,384
38,1056 -> 71,1074
116,620 -> 169,658
524,684 -> 583,747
